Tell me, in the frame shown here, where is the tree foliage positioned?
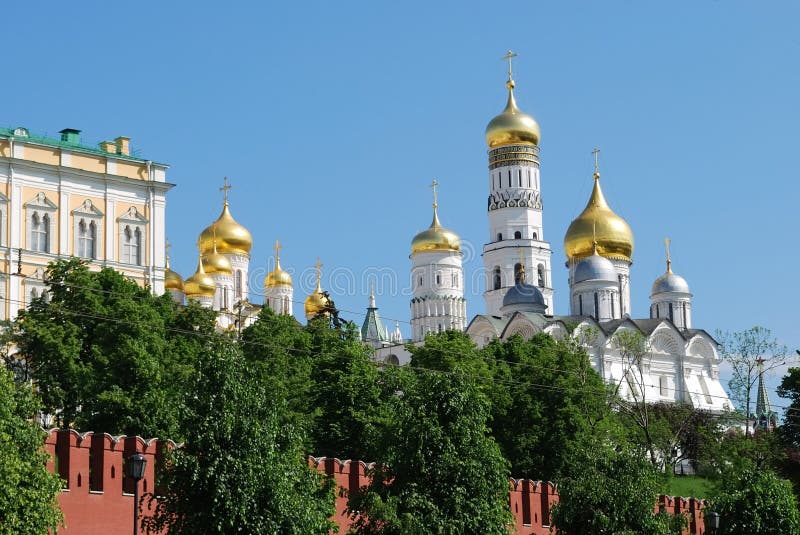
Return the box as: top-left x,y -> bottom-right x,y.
550,440 -> 683,535
708,466 -> 800,535
144,337 -> 335,534
0,367 -> 63,535
6,259 -> 215,439
717,326 -> 788,436
348,367 -> 512,534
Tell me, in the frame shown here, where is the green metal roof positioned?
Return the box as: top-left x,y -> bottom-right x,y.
0,126 -> 166,166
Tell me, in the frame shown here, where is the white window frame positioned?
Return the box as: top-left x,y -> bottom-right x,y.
117,207 -> 148,266
25,192 -> 57,254
72,199 -> 103,260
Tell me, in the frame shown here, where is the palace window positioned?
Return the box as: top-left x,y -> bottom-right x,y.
31,213 -> 50,252
77,219 -> 97,259
122,226 -> 142,265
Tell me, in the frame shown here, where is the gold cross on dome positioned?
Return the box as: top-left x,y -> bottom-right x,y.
165,240 -> 171,255
592,148 -> 600,176
273,239 -> 282,261
430,179 -> 439,208
501,50 -> 518,80
664,237 -> 672,272
220,177 -> 232,204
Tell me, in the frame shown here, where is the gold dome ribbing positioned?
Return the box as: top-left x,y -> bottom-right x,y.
485,79 -> 541,148
199,202 -> 253,257
184,255 -> 216,298
564,173 -> 634,262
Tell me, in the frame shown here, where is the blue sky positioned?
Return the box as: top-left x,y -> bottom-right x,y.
6,1 -> 799,406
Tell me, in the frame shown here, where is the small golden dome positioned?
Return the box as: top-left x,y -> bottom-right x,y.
201,241 -> 233,275
184,256 -> 216,298
485,80 -> 541,149
265,257 -> 292,288
411,205 -> 461,255
304,260 -> 330,320
164,256 -> 184,292
564,174 -> 634,262
199,202 -> 253,257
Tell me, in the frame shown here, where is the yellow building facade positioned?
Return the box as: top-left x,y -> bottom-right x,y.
0,127 -> 171,319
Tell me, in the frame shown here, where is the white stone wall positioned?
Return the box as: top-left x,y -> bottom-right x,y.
410,249 -> 466,341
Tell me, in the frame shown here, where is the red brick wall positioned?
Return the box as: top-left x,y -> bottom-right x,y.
44,430 -> 707,534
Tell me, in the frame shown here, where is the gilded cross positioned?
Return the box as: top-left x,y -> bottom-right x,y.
592,148 -> 600,176
220,177 -> 232,204
664,237 -> 672,272
501,50 -> 518,80
274,239 -> 282,262
430,179 -> 439,208
314,257 -> 323,283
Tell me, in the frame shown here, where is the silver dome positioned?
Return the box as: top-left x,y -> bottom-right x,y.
573,254 -> 617,284
651,272 -> 690,295
502,283 -> 546,312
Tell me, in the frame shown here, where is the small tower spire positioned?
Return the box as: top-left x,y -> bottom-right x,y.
755,358 -> 777,431
592,147 -> 601,180
314,257 -> 323,291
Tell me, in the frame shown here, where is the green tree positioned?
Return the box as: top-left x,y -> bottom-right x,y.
708,467 -> 800,535
480,333 -> 611,480
551,440 -> 683,535
717,326 -> 788,437
144,337 -> 335,534
5,259 -> 212,439
348,367 -> 512,534
778,366 -> 800,448
0,367 -> 63,535
305,317 -> 383,460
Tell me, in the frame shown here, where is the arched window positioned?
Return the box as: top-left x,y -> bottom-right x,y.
659,376 -> 668,397
532,232 -> 538,240
537,264 -> 545,288
578,294 -> 583,315
235,270 -> 243,299
514,231 -> 522,239
493,267 -> 501,290
593,292 -> 599,319
507,170 -> 511,187
452,273 -> 458,288
497,233 -> 503,241
514,263 -> 523,284
31,212 -> 49,252
78,219 -> 97,258
527,169 -> 531,188
518,170 -> 522,187
418,275 -> 423,287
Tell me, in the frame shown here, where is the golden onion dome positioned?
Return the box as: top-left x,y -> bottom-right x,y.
564,173 -> 634,262
164,256 -> 184,292
199,202 -> 253,256
411,205 -> 461,255
485,79 -> 541,149
304,262 -> 330,320
265,257 -> 293,288
184,256 -> 216,298
201,241 -> 233,275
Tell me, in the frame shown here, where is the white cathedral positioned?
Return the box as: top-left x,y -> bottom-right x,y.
163,60 -> 731,414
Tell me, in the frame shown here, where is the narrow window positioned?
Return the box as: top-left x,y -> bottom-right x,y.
514,263 -> 523,284
133,227 -> 142,265
452,273 -> 457,287
419,276 -> 423,286
611,293 -> 616,319
123,226 -> 133,263
527,169 -> 531,188
235,270 -> 243,298
668,303 -> 674,322
514,231 -> 522,239
537,264 -> 545,288
88,221 -> 97,258
532,232 -> 538,240
660,376 -> 668,397
579,294 -> 583,315
493,267 -> 501,290
31,212 -> 49,252
682,302 -> 687,326
618,274 -> 624,315
436,274 -> 441,285
593,292 -> 599,319
508,170 -> 511,187
497,233 -> 503,241
518,170 -> 522,186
